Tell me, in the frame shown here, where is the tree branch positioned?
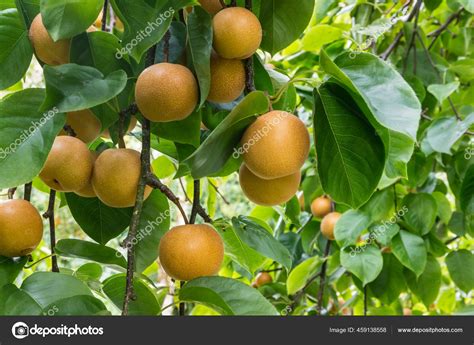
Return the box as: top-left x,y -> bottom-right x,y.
244,0 -> 255,93
7,188 -> 16,199
316,240 -> 331,315
189,180 -> 200,224
43,190 -> 59,273
428,7 -> 463,50
24,182 -> 32,201
101,0 -> 109,32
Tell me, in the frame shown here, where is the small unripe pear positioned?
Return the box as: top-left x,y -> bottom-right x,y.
207,54 -> 245,103
253,272 -> 273,288
60,109 -> 101,144
311,196 -> 332,218
321,212 -> 341,240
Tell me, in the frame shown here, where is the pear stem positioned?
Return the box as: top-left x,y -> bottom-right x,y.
189,180 -> 200,224
24,182 -> 32,201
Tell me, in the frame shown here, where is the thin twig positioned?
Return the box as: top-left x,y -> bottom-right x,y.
179,178 -> 192,203
43,190 -> 59,273
101,0 -> 109,32
208,180 -> 230,205
445,236 -> 460,245
24,182 -> 32,201
428,7 -> 463,50
316,240 -> 331,315
189,180 -> 200,224
7,188 -> 16,199
24,254 -> 55,269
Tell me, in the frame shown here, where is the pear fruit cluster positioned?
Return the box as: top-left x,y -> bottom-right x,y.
159,224 -> 224,281
0,200 -> 43,257
239,111 -> 310,206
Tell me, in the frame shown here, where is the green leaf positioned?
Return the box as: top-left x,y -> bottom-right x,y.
0,9 -> 33,90
260,0 -> 314,54
180,276 -> 278,315
55,239 -> 127,268
187,6 -> 212,106
361,188 -> 395,223
213,219 -> 266,276
0,256 -> 27,288
111,0 -> 196,62
405,255 -> 441,306
135,190 -> 170,273
41,64 -> 127,113
340,245 -> 383,286
457,0 -> 474,12
370,223 -> 399,247
369,253 -> 406,304
0,284 -> 42,315
75,263 -> 103,281
14,0 -> 39,29
22,272 -> 93,308
0,88 -> 66,189
334,209 -> 371,248
40,0 -> 102,40
460,165 -> 474,216
151,155 -> 175,179
450,59 -> 474,82
427,82 -> 460,103
232,217 -> 292,270
400,193 -> 438,235
43,295 -> 108,316
445,250 -> 474,293
314,83 -> 385,208
286,256 -> 322,295
183,91 -> 270,178
391,230 -> 427,277
152,110 -> 202,148
432,191 -> 452,225
103,274 -> 162,315
65,193 -> 132,245
302,24 -> 343,52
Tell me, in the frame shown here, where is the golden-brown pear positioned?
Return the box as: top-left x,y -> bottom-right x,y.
321,212 -> 341,240
135,63 -> 198,122
207,53 -> 245,103
29,14 -> 70,65
311,196 -> 332,218
91,148 -> 152,208
75,151 -> 100,198
199,0 -> 224,15
159,224 -> 224,281
241,111 -> 310,179
59,110 -> 101,143
253,272 -> 273,288
102,116 -> 137,139
239,164 -> 300,206
0,200 -> 43,257
213,7 -> 262,59
39,136 -> 93,192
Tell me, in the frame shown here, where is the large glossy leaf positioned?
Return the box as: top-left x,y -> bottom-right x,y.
334,209 -> 371,248
103,274 -> 162,315
340,245 -> 383,286
400,193 -> 438,236
0,9 -> 33,90
391,230 -> 427,277
55,239 -> 127,268
213,219 -> 266,276
152,110 -> 202,148
22,272 -> 93,308
405,255 -> 441,306
0,284 -> 42,315
43,295 -> 108,316
232,216 -> 292,270
180,276 -> 278,315
0,256 -> 27,288
135,190 -> 170,273
187,6 -> 212,106
111,0 -> 197,62
286,256 -> 322,295
314,83 -> 385,208
259,0 -> 314,54
40,0 -> 102,40
445,250 -> 474,293
0,88 -> 66,189
460,164 -> 474,217
14,0 -> 39,28
183,91 -> 270,178
369,253 -> 406,304
65,193 -> 132,245
40,64 -> 127,113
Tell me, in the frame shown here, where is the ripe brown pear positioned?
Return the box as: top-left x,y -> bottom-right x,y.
135,63 -> 198,122
239,164 -> 300,206
159,224 -> 224,281
75,151 -> 99,198
241,111 -> 310,179
207,53 -> 245,103
213,7 -> 262,59
199,0 -> 223,14
59,109 -> 101,143
0,200 -> 43,257
253,272 -> 273,288
29,14 -> 70,65
102,116 -> 137,139
311,196 -> 332,218
321,212 -> 341,240
39,136 -> 93,192
91,148 -> 152,208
